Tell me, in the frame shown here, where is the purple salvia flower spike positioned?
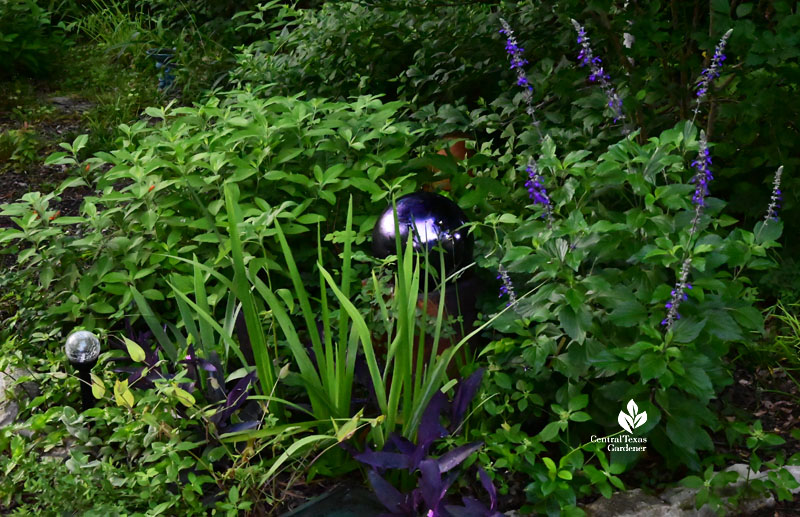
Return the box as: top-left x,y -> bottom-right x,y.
689,131 -> 714,208
497,265 -> 517,306
693,28 -> 733,119
524,158 -> 553,225
499,19 -> 553,225
764,166 -> 784,222
499,17 -> 543,141
663,131 -> 715,329
570,19 -> 628,132
663,258 -> 692,328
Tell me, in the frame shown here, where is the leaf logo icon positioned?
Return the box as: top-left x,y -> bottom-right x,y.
618,399 -> 647,434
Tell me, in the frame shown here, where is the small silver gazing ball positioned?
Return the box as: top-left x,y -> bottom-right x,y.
64,331 -> 101,365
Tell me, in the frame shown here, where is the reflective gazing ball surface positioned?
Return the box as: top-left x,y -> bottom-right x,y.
372,192 -> 473,273
65,331 -> 101,365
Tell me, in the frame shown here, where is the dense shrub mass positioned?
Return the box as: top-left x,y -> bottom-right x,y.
1,1 -> 799,515
0,0 -> 67,78
0,93 -> 420,335
232,0 -> 800,265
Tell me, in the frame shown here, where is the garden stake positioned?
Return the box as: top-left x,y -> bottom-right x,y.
64,330 -> 101,412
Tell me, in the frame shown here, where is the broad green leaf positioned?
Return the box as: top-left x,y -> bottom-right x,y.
639,353 -> 667,383
608,300 -> 647,327
123,336 -> 146,362
90,374 -> 105,399
173,387 -> 196,407
670,318 -> 706,344
539,421 -> 563,441
753,220 -> 783,244
114,379 -> 135,408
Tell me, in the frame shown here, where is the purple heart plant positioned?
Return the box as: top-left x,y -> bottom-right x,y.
107,320 -> 259,433
350,369 -> 502,517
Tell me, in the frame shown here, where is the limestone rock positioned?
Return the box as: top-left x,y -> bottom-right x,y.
0,366 -> 39,435
579,464 -> 800,517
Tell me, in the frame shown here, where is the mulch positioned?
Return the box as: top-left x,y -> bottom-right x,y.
0,96 -> 94,230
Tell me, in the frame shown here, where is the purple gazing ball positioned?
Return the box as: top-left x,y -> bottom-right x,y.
372,192 -> 474,275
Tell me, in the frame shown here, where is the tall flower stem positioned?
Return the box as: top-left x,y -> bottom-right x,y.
663,132 -> 712,328
663,29 -> 732,330
570,19 -> 628,133
691,28 -> 733,124
497,265 -> 517,307
499,18 -> 552,225
499,18 -> 544,142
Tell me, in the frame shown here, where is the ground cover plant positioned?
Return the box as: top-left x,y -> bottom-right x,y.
0,0 -> 799,516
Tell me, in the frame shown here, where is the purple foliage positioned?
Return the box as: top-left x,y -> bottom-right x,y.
367,469 -> 419,516
109,322 -> 257,432
419,392 -> 450,445
436,442 -> 484,473
451,368 -> 484,426
107,324 -> 164,389
210,370 -> 257,428
354,370 -> 498,517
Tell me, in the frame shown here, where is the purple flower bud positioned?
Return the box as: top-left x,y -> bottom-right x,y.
764,166 -> 784,222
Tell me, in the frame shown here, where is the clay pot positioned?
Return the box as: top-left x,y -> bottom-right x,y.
424,131 -> 476,192
364,273 -> 481,378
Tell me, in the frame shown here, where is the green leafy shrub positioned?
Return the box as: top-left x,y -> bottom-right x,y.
0,0 -> 67,78
437,117 -> 782,512
0,92 -> 421,342
231,0 -> 800,277
0,126 -> 41,167
2,1 -> 798,514
230,2 -> 503,107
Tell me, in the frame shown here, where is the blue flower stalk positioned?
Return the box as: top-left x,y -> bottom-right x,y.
689,132 -> 713,208
764,166 -> 784,222
662,259 -> 692,327
497,265 -> 517,306
524,158 -> 553,223
499,18 -> 543,141
499,18 -> 553,225
662,131 -> 713,328
571,19 -> 627,131
693,28 -> 733,119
